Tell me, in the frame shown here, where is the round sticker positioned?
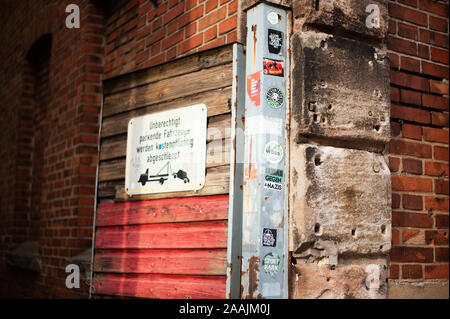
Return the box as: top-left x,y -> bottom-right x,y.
267,11 -> 279,25
266,87 -> 284,109
264,141 -> 283,164
263,252 -> 281,276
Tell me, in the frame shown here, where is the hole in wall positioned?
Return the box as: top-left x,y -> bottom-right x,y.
374,124 -> 380,132
321,117 -> 326,123
314,223 -> 321,234
314,155 -> 322,166
351,229 -> 356,237
381,225 -> 386,234
313,114 -> 319,122
328,104 -> 332,110
379,245 -> 383,250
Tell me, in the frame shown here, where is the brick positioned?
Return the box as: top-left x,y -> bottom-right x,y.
430,32 -> 449,49
398,0 -> 417,7
400,56 -> 420,73
418,0 -> 449,18
387,36 -> 417,56
435,180 -> 449,195
392,175 -> 433,192
425,196 -> 449,211
198,6 -> 227,31
425,230 -> 449,245
423,127 -> 449,143
418,44 -> 429,59
403,194 -> 423,210
389,3 -> 428,26
431,47 -> 449,64
389,264 -> 400,279
390,246 -> 433,262
402,158 -> 423,175
425,265 -> 449,279
389,20 -> 397,34
390,71 -> 429,92
205,0 -> 218,13
422,61 -> 450,79
436,214 -> 449,228
402,123 -> 422,140
218,15 -> 237,35
424,161 -> 449,177
420,29 -> 430,43
161,30 -> 184,50
422,94 -> 449,111
402,229 -> 422,243
388,53 -> 399,69
391,121 -> 401,137
178,6 -> 203,28
392,228 -> 400,244
402,264 -> 423,279
390,139 -> 432,158
178,33 -> 203,54
435,248 -> 449,262
204,25 -> 217,43
429,16 -> 448,33
434,146 -> 449,161
398,22 -> 418,40
392,193 -> 401,209
162,1 -> 185,25
400,89 -> 421,105
392,211 -> 433,228
391,87 -> 399,102
431,112 -> 449,127
429,80 -> 449,95
391,104 -> 431,125
389,157 -> 400,172
228,0 -> 237,14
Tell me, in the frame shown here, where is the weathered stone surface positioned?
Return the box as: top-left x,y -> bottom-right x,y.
6,241 -> 41,273
291,263 -> 388,299
389,280 -> 449,299
291,31 -> 390,149
289,144 -> 391,257
292,0 -> 388,39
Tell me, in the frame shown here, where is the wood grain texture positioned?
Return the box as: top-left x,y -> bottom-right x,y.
95,220 -> 228,249
113,165 -> 230,201
101,87 -> 232,139
94,249 -> 227,275
103,63 -> 232,118
96,194 -> 229,226
93,273 -> 226,299
103,45 -> 233,96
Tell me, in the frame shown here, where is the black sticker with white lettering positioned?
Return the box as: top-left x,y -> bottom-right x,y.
268,29 -> 283,55
262,228 -> 277,247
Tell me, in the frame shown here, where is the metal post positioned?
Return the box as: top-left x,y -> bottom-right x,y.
241,3 -> 290,299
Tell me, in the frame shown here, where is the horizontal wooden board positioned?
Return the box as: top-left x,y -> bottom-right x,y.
113,165 -> 230,201
103,45 -> 233,96
99,118 -> 231,161
101,87 -> 232,139
95,220 -> 228,249
94,249 -> 227,275
96,194 -> 229,226
93,273 -> 226,299
103,63 -> 232,118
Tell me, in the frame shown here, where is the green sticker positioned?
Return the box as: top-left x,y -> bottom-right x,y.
266,87 -> 284,109
263,252 -> 281,276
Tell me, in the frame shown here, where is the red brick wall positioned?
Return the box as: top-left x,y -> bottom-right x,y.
0,0 -> 104,298
387,0 -> 449,283
104,0 -> 238,78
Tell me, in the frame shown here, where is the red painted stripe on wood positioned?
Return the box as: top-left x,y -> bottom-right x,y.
95,220 -> 228,249
94,249 -> 227,275
96,195 -> 229,226
93,273 -> 226,299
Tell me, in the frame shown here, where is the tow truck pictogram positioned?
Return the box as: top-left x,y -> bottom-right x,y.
138,161 -> 189,186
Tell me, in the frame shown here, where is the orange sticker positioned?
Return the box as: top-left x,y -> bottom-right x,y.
247,71 -> 261,106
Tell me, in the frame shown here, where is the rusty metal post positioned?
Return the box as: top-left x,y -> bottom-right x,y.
241,3 -> 290,299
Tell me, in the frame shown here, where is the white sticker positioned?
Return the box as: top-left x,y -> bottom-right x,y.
267,11 -> 279,25
246,115 -> 283,136
264,141 -> 283,164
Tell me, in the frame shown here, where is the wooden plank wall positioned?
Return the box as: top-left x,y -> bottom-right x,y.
92,45 -> 234,299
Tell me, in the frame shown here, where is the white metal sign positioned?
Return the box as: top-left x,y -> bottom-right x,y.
125,104 -> 207,196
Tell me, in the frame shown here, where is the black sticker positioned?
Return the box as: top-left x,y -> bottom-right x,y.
268,29 -> 283,54
262,228 -> 277,247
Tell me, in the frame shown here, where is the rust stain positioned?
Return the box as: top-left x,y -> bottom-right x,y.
247,256 -> 260,299
252,24 -> 257,70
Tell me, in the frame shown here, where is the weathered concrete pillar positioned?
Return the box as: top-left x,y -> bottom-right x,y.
288,0 -> 392,298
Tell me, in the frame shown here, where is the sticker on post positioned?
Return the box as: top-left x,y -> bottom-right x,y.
266,87 -> 284,109
246,71 -> 261,106
262,228 -> 277,247
267,11 -> 279,25
264,141 -> 283,164
263,252 -> 281,276
264,167 -> 283,192
263,58 -> 284,77
268,29 -> 283,55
